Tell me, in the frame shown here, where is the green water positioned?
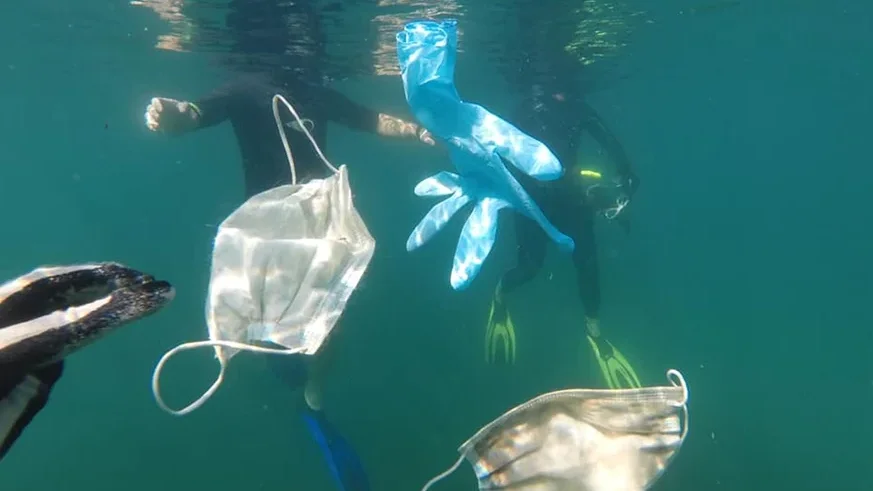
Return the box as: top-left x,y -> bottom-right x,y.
1,1 -> 871,490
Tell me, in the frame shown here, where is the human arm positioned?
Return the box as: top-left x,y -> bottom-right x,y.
580,101 -> 639,197
319,86 -> 435,145
144,82 -> 240,136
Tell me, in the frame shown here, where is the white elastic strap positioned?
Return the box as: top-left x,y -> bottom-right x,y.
271,94 -> 338,186
666,368 -> 690,442
420,454 -> 466,491
284,118 -> 315,132
604,196 -> 629,220
152,339 -> 305,416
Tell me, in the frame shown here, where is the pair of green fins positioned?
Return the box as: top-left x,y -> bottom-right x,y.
484,286 -> 642,389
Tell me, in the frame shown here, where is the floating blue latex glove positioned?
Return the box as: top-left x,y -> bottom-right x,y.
396,19 -> 575,291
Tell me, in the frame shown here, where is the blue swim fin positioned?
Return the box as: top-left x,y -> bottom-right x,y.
302,408 -> 371,491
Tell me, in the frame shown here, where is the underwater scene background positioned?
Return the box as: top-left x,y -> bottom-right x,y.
0,0 -> 870,490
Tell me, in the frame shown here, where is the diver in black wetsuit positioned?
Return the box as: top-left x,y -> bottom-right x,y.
144,2 -> 428,489
144,0 -> 432,412
484,13 -> 643,390
146,74 -> 432,196
144,0 -> 433,197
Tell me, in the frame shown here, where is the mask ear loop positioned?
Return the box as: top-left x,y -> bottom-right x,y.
666,368 -> 690,442
271,94 -> 338,185
152,340 -> 305,416
603,196 -> 629,220
420,454 -> 466,491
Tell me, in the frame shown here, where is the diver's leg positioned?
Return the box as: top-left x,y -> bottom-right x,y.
298,325 -> 372,491
484,215 -> 548,364
501,214 -> 548,295
302,319 -> 342,411
569,205 -> 642,388
568,206 -> 602,335
303,360 -> 324,411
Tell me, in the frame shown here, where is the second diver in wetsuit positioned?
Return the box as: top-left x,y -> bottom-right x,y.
484,71 -> 644,391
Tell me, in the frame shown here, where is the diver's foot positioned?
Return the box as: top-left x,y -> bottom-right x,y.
304,379 -> 323,411
585,316 -> 601,338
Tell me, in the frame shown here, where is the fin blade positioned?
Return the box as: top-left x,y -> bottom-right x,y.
450,198 -> 509,290
406,193 -> 472,252
303,409 -> 371,491
0,361 -> 64,462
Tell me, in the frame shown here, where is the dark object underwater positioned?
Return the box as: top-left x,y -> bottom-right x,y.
303,407 -> 371,491
267,355 -> 370,491
0,262 -> 174,461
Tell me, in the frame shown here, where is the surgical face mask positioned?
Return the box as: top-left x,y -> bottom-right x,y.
151,94 -> 376,416
421,369 -> 689,491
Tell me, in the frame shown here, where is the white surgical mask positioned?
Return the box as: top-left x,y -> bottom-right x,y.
151,95 -> 375,416
422,369 -> 690,491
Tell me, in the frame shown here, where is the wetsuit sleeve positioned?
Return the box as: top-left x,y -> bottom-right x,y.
318,86 -> 408,136
190,82 -> 243,130
321,88 -> 422,137
581,102 -> 639,192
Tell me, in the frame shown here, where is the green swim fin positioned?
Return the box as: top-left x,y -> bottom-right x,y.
586,334 -> 641,389
485,284 -> 516,364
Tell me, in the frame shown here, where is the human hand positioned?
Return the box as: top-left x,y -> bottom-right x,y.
585,316 -> 601,337
417,127 -> 435,146
145,97 -> 200,135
